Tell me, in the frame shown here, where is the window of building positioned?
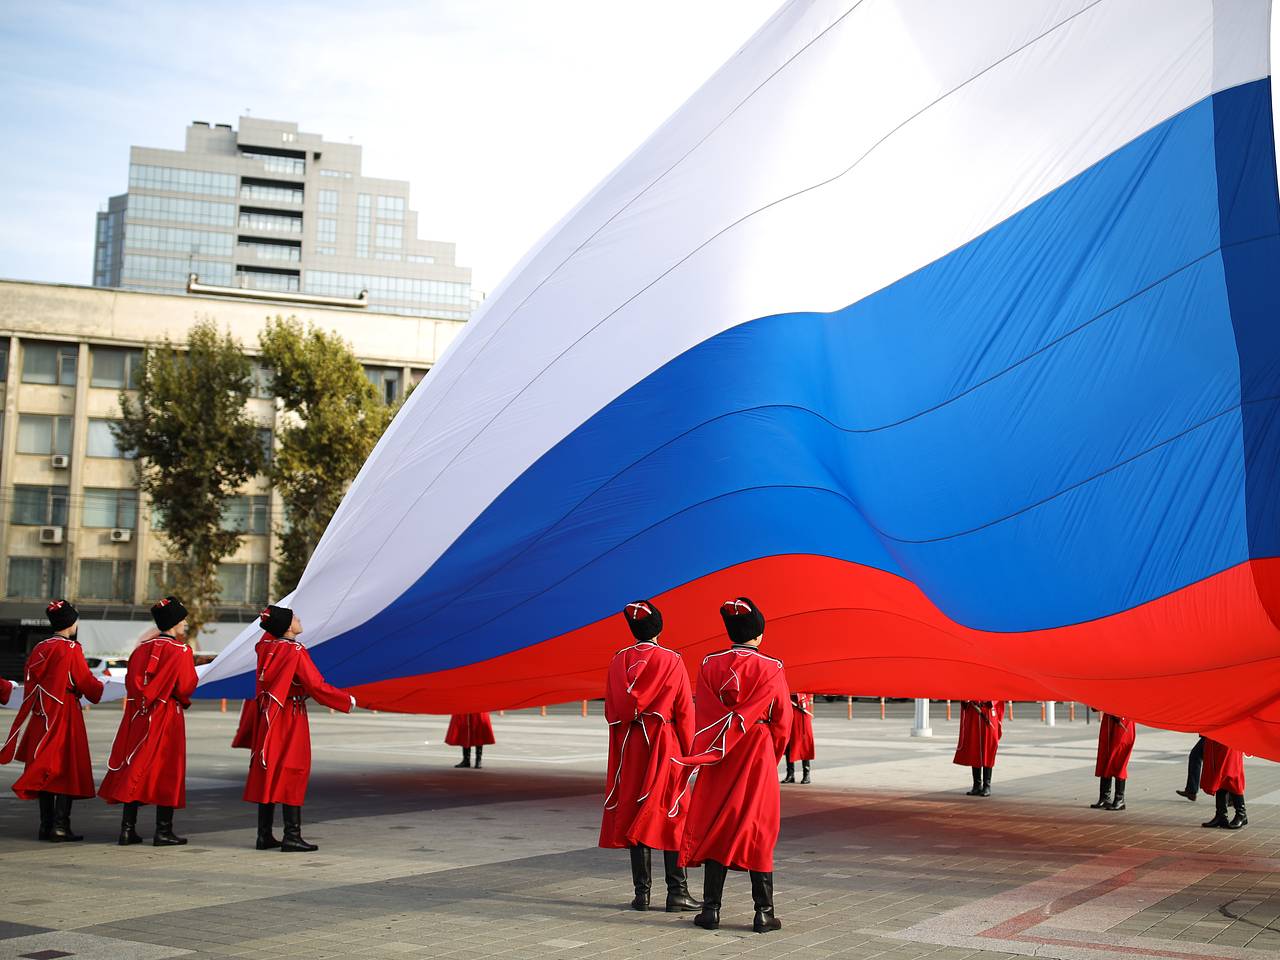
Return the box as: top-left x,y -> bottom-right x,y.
406,254 -> 434,264
86,419 -> 131,458
364,366 -> 402,404
129,164 -> 237,197
241,180 -> 304,204
356,194 -> 371,258
375,223 -> 403,248
318,189 -> 338,213
22,341 -> 78,385
317,246 -> 336,256
235,269 -> 300,293
124,224 -> 234,257
257,428 -> 274,467
147,561 -> 174,597
374,252 -> 402,262
16,415 -> 73,456
0,342 -> 9,380
11,485 -> 69,526
90,347 -> 144,389
82,488 -> 138,529
241,151 -> 304,176
7,558 -> 64,599
221,495 -> 270,535
304,271 -> 471,307
238,239 -> 301,263
249,362 -> 273,399
121,254 -> 233,287
317,218 -> 337,243
127,193 -> 236,227
376,195 -> 405,220
79,559 -> 135,602
218,562 -> 270,606
238,210 -> 303,233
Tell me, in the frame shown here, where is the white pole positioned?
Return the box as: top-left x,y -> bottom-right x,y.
911,697 -> 933,737
1045,700 -> 1056,726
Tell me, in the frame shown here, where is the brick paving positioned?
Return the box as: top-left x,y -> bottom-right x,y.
1,701 -> 1277,959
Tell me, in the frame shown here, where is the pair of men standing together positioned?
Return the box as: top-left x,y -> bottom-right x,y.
599,596 -> 791,934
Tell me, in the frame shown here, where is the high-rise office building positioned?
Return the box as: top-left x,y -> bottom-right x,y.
93,117 -> 474,320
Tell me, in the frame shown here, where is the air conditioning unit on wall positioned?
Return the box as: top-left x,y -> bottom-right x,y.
109,528 -> 132,543
50,454 -> 70,469
39,526 -> 64,545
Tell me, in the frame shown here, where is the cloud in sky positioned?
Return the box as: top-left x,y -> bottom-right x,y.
0,0 -> 780,296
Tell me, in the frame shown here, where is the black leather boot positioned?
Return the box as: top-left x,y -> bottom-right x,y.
281,804 -> 318,852
256,803 -> 281,849
1090,777 -> 1113,809
154,806 -> 187,846
474,745 -> 483,769
1106,778 -> 1127,811
966,766 -> 983,796
693,860 -> 727,930
455,747 -> 471,768
981,767 -> 993,797
1202,789 -> 1230,828
781,761 -> 795,784
37,791 -> 55,842
800,761 -> 811,785
750,870 -> 783,933
119,801 -> 143,845
629,844 -> 651,910
663,850 -> 700,912
1227,794 -> 1247,830
50,795 -> 83,842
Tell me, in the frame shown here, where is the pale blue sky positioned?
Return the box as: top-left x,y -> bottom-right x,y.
0,0 -> 778,295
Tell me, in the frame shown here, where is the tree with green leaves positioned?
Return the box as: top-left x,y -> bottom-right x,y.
258,317 -> 395,597
115,319 -> 264,639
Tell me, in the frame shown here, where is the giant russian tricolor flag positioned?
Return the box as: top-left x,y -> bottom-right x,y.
200,0 -> 1280,759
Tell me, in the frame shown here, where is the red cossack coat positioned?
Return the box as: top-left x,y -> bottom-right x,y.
1200,738 -> 1246,795
0,676 -> 12,705
240,635 -> 353,806
99,634 -> 199,808
599,641 -> 694,851
445,712 -> 495,747
678,645 -> 792,873
785,692 -> 815,762
1094,714 -> 1136,779
953,700 -> 1004,767
0,636 -> 104,799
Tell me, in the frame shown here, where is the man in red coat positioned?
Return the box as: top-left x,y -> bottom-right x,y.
953,700 -> 1004,796
680,598 -> 791,934
599,600 -> 699,913
0,599 -> 103,841
240,604 -> 354,852
1199,738 -> 1247,829
1090,713 -> 1135,811
445,712 -> 495,768
781,693 -> 815,784
99,597 -> 199,846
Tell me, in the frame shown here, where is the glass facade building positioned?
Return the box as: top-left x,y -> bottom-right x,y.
93,117 -> 474,320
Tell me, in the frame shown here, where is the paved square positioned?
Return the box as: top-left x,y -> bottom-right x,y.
2,701 -> 1277,959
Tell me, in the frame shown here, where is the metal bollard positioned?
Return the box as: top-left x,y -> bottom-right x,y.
846,696 -> 852,720
880,697 -> 885,720
581,699 -> 588,717
540,705 -> 547,717
220,698 -> 227,713
1069,702 -> 1076,722
946,700 -> 952,721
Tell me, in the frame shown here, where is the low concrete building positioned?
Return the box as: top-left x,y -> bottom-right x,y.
0,278 -> 463,672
